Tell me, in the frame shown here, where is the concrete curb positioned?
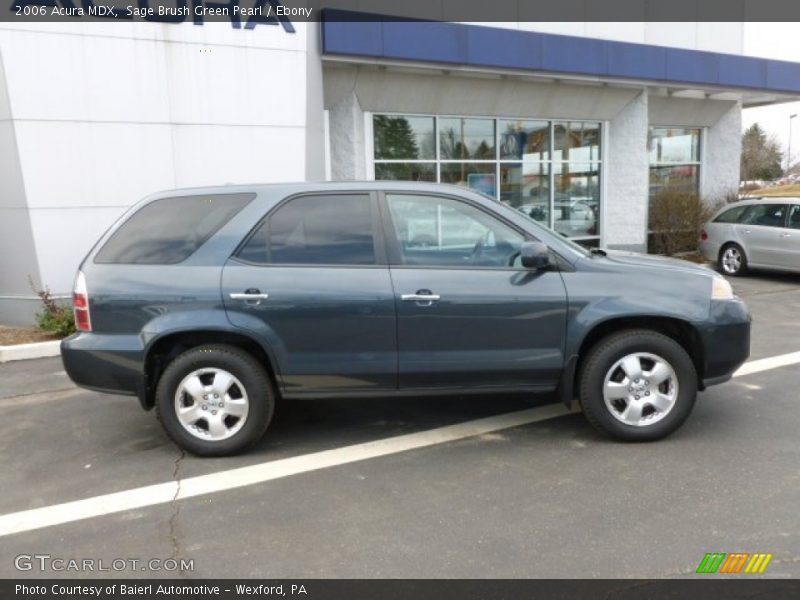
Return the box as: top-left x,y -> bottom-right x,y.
0,340 -> 62,363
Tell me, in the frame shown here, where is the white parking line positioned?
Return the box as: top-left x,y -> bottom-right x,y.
0,404 -> 577,538
1,349 -> 799,539
732,350 -> 800,378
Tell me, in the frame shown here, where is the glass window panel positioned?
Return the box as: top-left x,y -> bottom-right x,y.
439,118 -> 496,159
385,194 -> 524,268
553,162 -> 600,237
373,115 -> 435,160
649,165 -> 699,198
440,163 -> 497,196
500,162 -> 550,226
740,204 -> 787,227
499,120 -> 550,160
713,205 -> 749,224
789,205 -> 800,229
553,122 -> 601,162
375,162 -> 436,182
649,127 -> 700,164
258,195 -> 376,265
95,193 -> 254,265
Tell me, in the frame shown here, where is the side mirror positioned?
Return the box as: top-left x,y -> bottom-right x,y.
520,241 -> 551,270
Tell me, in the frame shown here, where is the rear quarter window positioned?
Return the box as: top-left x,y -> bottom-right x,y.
95,193 -> 254,264
713,205 -> 748,223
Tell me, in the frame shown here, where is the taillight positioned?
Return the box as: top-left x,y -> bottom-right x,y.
73,271 -> 91,332
700,229 -> 708,241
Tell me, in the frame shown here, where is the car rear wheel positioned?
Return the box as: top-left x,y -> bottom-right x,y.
719,243 -> 747,276
155,344 -> 275,456
578,330 -> 697,442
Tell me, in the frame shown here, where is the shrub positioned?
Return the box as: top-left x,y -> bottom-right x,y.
29,279 -> 76,337
648,189 -> 716,256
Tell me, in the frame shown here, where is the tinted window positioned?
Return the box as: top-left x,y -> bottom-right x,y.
95,193 -> 254,264
741,204 -> 787,227
238,194 -> 376,265
789,205 -> 800,229
714,205 -> 748,224
385,194 -> 524,268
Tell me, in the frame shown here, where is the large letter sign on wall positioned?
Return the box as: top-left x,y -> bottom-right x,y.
10,0 -> 296,31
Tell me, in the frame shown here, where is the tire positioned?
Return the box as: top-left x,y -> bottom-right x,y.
718,243 -> 748,276
155,344 -> 275,456
578,330 -> 697,442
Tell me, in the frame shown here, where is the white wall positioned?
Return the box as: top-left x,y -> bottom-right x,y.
0,21 -> 321,323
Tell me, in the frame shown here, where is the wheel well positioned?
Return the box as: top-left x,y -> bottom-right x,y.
142,330 -> 277,410
574,317 -> 705,394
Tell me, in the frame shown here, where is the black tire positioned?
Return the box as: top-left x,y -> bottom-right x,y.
155,344 -> 275,456
578,330 -> 697,442
718,243 -> 748,277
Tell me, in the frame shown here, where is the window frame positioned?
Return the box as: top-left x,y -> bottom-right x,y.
377,190 -> 543,271
368,112 -> 605,245
231,191 -> 389,268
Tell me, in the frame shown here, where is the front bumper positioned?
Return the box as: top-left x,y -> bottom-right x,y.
696,298 -> 751,388
61,332 -> 145,398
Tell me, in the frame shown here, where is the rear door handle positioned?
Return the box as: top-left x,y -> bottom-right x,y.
780,232 -> 792,238
229,289 -> 269,303
401,290 -> 441,306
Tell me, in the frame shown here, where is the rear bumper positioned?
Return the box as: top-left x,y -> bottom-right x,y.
60,332 -> 145,398
696,298 -> 751,388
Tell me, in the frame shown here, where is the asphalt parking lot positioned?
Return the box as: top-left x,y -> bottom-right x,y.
1,272 -> 799,579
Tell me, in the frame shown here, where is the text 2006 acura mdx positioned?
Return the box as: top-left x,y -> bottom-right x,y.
62,182 -> 751,456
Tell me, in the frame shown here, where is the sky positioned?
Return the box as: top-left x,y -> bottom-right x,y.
742,23 -> 800,168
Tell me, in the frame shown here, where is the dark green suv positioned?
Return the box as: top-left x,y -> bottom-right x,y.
62,182 -> 751,456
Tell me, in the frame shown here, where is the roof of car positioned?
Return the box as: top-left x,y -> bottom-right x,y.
149,181 -> 478,199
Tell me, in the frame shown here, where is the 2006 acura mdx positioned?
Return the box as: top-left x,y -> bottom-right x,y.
61,182 -> 751,456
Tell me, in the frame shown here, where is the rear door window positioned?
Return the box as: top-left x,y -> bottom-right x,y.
788,205 -> 800,229
740,204 -> 787,227
95,193 -> 254,264
236,194 -> 377,265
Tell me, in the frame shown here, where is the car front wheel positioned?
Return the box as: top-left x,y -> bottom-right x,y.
578,330 -> 697,441
155,344 -> 275,456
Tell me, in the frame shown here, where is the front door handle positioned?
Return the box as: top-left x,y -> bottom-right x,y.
780,232 -> 792,238
401,290 -> 441,306
229,289 -> 269,304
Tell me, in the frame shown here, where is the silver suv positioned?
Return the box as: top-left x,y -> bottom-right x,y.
700,197 -> 800,276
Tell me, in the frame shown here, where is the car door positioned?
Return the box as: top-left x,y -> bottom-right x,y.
774,204 -> 800,269
222,192 -> 397,395
381,192 -> 568,391
736,203 -> 788,266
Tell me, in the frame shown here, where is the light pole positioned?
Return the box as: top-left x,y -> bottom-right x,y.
789,113 -> 798,174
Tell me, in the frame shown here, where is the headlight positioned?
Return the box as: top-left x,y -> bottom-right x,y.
711,276 -> 735,300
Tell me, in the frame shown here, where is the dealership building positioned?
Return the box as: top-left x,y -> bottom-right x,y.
2,14 -> 800,323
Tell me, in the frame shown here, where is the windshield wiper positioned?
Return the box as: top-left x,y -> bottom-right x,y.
590,248 -> 607,257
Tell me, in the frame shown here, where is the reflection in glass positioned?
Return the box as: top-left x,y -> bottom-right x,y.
553,122 -> 601,162
439,118 -> 496,159
648,165 -> 699,198
500,163 -> 550,225
373,115 -> 435,160
375,162 -> 436,182
499,120 -> 549,160
440,163 -> 496,196
649,128 -> 700,164
553,162 -> 600,237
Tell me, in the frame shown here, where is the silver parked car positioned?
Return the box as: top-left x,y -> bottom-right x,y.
700,197 -> 800,276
